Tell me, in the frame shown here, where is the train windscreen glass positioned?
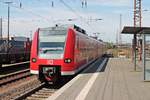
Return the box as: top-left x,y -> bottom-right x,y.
38,29 -> 66,59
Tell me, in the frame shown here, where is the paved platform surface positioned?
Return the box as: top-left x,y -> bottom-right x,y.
47,58 -> 150,100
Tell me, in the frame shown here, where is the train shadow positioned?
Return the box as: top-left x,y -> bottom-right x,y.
99,57 -> 109,72
78,56 -> 109,74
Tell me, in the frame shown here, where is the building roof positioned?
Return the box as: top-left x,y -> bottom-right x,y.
122,26 -> 150,34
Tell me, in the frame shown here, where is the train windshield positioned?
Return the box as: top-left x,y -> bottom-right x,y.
38,29 -> 66,59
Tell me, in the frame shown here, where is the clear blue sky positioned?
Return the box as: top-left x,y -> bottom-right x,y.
0,0 -> 150,43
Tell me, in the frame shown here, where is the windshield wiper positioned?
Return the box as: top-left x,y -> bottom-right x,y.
42,48 -> 63,53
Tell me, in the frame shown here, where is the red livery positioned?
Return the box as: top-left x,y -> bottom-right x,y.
30,24 -> 105,82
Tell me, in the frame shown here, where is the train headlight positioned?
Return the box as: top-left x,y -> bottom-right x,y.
64,58 -> 71,63
32,58 -> 36,63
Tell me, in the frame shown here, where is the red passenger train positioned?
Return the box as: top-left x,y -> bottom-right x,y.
30,24 -> 105,82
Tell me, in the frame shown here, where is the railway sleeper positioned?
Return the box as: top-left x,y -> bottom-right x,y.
38,91 -> 54,94
39,89 -> 55,92
35,92 -> 52,95
26,97 -> 45,100
30,94 -> 49,98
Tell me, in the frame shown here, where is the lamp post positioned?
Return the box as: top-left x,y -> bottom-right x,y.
0,17 -> 2,39
4,1 -> 12,54
5,1 -> 12,42
4,1 -> 12,52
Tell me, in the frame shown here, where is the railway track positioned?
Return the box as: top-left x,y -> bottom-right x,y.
0,61 -> 59,100
0,63 -> 40,100
0,66 -> 58,100
0,61 -> 29,75
14,83 -> 57,100
0,69 -> 31,86
0,75 -> 39,100
13,77 -> 71,100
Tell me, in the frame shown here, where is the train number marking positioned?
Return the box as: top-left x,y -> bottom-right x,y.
47,60 -> 53,64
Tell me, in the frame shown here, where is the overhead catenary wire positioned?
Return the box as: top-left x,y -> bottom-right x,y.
59,0 -> 96,32
1,0 -> 88,24
0,1 -> 52,24
81,0 -> 102,35
0,0 -> 98,32
59,0 -> 84,19
12,6 -> 51,23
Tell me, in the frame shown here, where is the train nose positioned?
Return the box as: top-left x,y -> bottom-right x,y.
39,65 -> 60,82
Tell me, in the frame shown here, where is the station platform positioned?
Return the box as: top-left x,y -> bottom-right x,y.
47,58 -> 150,100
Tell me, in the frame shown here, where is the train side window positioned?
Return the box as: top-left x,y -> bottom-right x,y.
76,36 -> 79,49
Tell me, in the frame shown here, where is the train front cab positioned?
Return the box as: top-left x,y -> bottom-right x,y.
30,27 -> 76,83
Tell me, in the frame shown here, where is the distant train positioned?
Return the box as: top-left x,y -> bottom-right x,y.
0,37 -> 31,67
30,24 -> 106,83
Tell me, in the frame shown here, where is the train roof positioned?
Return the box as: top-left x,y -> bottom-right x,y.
39,24 -> 104,42
39,24 -> 105,42
65,24 -> 86,34
39,24 -> 86,35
